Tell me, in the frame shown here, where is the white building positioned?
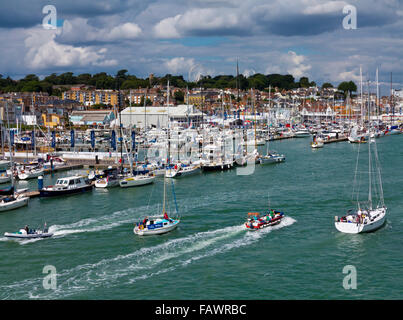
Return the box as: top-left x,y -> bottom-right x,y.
118,104 -> 205,129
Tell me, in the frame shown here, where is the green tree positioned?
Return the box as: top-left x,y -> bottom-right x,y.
338,81 -> 357,96
322,82 -> 333,89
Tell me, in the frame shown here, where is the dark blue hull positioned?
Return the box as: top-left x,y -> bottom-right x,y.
40,185 -> 94,197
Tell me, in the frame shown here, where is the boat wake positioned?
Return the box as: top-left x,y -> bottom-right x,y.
0,216 -> 296,299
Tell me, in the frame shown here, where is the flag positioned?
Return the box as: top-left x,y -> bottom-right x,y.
131,131 -> 136,150
51,131 -> 56,148
10,130 -> 14,146
111,130 -> 116,151
70,130 -> 75,148
31,131 -> 35,149
90,130 -> 95,149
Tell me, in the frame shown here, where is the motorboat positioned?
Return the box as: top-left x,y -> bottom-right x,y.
0,194 -> 29,212
4,225 -> 53,239
40,176 -> 94,197
245,210 -> 285,230
134,215 -> 180,236
293,128 -> 311,138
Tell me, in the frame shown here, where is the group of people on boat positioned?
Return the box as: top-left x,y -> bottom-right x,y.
245,209 -> 284,230
136,212 -> 173,230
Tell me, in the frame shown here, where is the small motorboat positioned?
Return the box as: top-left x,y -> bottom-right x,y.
134,214 -> 180,236
245,210 -> 285,230
4,225 -> 53,239
311,141 -> 324,148
0,194 -> 29,212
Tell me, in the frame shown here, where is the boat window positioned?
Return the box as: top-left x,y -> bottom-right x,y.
69,179 -> 75,185
56,179 -> 62,185
75,179 -> 81,184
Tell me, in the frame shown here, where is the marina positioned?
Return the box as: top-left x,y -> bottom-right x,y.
0,130 -> 402,299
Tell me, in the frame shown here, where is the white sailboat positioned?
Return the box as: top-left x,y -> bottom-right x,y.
335,81 -> 386,234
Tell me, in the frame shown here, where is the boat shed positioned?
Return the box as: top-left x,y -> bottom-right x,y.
70,110 -> 115,126
118,104 -> 205,129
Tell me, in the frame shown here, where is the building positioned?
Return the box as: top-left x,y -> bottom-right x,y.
63,89 -> 122,107
119,104 -> 204,129
69,110 -> 115,126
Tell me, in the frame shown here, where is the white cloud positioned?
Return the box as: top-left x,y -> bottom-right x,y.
60,18 -> 142,43
24,27 -> 117,69
282,51 -> 311,79
303,1 -> 348,15
153,8 -> 242,38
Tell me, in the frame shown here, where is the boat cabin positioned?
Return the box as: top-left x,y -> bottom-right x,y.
53,176 -> 89,190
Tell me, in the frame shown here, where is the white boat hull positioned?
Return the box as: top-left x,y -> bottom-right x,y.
165,166 -> 201,178
18,169 -> 44,180
119,176 -> 155,188
335,208 -> 386,234
95,178 -> 120,188
0,197 -> 29,212
134,220 -> 180,236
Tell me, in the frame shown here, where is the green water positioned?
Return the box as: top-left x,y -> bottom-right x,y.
0,135 -> 402,300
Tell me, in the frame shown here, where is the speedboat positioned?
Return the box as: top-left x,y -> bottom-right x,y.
0,194 -> 29,212
294,128 -> 311,138
134,215 -> 180,236
40,176 -> 94,197
4,225 -> 53,239
335,207 -> 386,234
245,210 -> 285,230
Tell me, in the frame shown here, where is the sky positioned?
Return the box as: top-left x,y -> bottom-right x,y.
1,0 -> 402,95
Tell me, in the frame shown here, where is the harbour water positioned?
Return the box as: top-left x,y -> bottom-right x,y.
0,134 -> 402,299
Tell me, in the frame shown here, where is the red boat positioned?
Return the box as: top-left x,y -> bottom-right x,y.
245,210 -> 284,230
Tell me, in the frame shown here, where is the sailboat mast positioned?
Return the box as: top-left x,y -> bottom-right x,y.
367,80 -> 372,209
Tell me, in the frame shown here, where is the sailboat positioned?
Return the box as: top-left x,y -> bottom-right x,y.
335,81 -> 387,234
134,166 -> 180,235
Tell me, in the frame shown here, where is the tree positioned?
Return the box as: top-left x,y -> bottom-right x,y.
338,81 -> 357,96
322,82 -> 333,89
174,91 -> 185,103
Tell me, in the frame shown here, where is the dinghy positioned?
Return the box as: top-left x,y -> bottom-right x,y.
0,194 -> 29,212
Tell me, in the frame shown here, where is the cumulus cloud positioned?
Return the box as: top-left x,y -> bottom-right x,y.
24,27 -> 117,69
60,18 -> 142,44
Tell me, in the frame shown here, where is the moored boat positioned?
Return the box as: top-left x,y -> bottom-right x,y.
40,176 -> 94,197
0,194 -> 29,212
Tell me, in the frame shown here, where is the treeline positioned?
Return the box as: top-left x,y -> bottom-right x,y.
0,69 -> 355,96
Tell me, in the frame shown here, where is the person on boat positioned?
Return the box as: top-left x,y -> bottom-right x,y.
164,212 -> 169,220
143,217 -> 148,225
25,225 -> 29,234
